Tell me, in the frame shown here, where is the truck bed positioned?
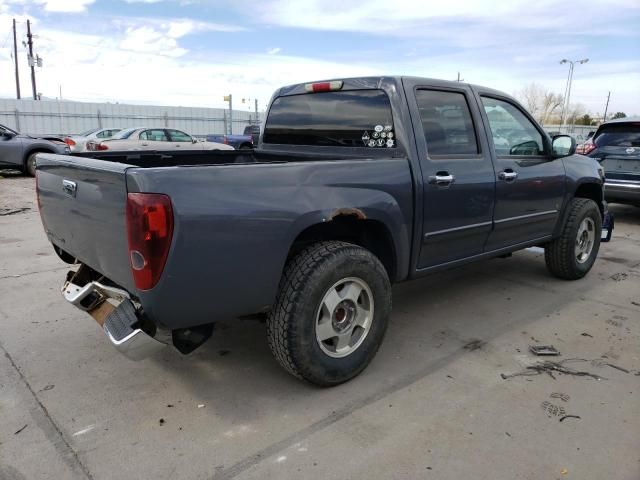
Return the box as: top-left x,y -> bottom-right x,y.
36,149 -> 413,329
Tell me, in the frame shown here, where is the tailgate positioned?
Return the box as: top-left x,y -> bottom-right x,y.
599,147 -> 640,181
36,153 -> 135,291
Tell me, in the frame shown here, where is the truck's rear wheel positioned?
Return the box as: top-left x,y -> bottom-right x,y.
267,241 -> 391,386
545,198 -> 602,280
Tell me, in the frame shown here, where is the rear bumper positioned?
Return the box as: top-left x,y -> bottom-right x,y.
605,178 -> 640,204
62,272 -> 167,360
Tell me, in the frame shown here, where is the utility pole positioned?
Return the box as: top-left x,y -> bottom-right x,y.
602,91 -> 611,123
254,98 -> 258,123
13,19 -> 21,99
27,19 -> 37,100
228,94 -> 233,134
559,58 -> 588,129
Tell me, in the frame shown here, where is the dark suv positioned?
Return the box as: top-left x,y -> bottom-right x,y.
579,118 -> 640,206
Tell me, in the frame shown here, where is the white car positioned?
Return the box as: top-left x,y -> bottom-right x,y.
64,127 -> 122,152
87,127 -> 233,151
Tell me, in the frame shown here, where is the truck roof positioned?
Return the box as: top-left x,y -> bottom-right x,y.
274,76 -> 511,101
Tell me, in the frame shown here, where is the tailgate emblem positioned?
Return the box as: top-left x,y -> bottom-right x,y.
62,179 -> 77,197
626,147 -> 636,154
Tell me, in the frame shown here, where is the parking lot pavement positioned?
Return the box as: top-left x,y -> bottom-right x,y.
1,173 -> 639,480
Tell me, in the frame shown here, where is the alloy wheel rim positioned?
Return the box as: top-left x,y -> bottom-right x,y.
315,277 -> 374,358
575,217 -> 595,264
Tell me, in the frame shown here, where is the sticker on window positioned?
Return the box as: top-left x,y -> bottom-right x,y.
363,125 -> 395,148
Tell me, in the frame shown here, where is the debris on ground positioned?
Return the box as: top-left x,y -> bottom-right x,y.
219,350 -> 231,356
159,418 -> 165,425
463,339 -> 485,351
590,359 -> 630,373
561,468 -> 568,475
14,425 -> 28,435
41,384 -> 55,391
529,345 -> 560,356
501,358 -> 606,381
0,207 -> 30,216
550,392 -> 570,402
581,332 -> 594,338
541,401 -> 566,417
197,404 -> 205,409
167,404 -> 174,408
559,415 -> 581,422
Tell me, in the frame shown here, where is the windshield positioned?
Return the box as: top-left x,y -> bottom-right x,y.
111,128 -> 139,139
78,127 -> 101,136
594,123 -> 640,148
0,124 -> 19,135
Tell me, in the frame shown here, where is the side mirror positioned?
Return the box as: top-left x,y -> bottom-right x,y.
1,131 -> 15,139
551,135 -> 576,158
192,137 -> 198,143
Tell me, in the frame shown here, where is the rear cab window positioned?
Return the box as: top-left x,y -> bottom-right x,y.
263,90 -> 396,149
594,123 -> 640,148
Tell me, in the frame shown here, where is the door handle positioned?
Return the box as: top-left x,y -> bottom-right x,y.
428,172 -> 455,186
498,170 -> 518,181
141,143 -> 149,146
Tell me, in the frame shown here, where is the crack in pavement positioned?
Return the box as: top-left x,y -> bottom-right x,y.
0,265 -> 69,281
0,342 -> 94,480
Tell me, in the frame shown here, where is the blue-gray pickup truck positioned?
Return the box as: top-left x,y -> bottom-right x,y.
36,76 -> 612,386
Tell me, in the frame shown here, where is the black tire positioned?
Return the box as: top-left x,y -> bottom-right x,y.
545,198 -> 602,280
25,152 -> 38,177
267,241 -> 391,386
239,144 -> 252,150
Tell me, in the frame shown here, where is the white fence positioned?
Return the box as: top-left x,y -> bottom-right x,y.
0,98 -> 263,137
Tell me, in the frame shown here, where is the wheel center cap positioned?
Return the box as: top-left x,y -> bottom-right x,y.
333,300 -> 356,332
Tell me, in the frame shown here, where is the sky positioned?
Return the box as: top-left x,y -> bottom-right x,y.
0,0 -> 639,115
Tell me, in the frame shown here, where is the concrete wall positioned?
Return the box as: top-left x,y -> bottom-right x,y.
0,98 -> 263,136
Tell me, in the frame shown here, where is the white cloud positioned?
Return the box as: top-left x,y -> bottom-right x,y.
266,47 -> 281,55
3,0 -> 95,12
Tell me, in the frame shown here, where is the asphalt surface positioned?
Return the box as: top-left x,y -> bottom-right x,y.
1,171 -> 639,480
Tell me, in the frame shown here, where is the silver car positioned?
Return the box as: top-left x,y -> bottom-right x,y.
86,127 -> 233,152
0,124 -> 70,176
63,127 -> 122,152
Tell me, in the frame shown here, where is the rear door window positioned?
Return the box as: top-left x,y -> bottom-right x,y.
263,90 -> 395,148
594,123 -> 640,148
139,129 -> 169,142
415,89 -> 479,156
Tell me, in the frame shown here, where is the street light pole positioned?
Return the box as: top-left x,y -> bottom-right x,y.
559,58 -> 589,129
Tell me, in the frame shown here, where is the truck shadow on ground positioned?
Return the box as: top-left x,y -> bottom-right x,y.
152,250 -> 578,423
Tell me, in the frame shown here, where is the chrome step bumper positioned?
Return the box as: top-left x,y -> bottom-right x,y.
62,274 -> 166,361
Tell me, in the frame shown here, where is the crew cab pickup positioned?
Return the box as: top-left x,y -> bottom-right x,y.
36,77 -> 612,386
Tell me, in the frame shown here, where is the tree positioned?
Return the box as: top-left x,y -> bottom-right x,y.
611,112 -> 627,119
577,114 -> 593,126
516,83 -> 564,124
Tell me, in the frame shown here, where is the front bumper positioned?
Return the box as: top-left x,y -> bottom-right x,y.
62,270 -> 167,360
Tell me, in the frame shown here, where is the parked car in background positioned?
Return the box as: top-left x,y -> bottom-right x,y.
244,124 -> 260,145
0,123 -> 69,176
206,133 -> 253,149
36,76 -> 611,385
579,117 -> 640,206
63,127 -> 122,152
86,127 -> 233,151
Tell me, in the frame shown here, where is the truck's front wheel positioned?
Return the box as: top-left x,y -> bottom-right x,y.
545,198 -> 602,280
267,241 -> 391,386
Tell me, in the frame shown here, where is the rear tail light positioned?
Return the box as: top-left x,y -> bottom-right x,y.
94,142 -> 109,151
304,80 -> 343,93
223,136 -> 228,145
126,193 -> 174,290
63,137 -> 76,147
576,139 -> 596,155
